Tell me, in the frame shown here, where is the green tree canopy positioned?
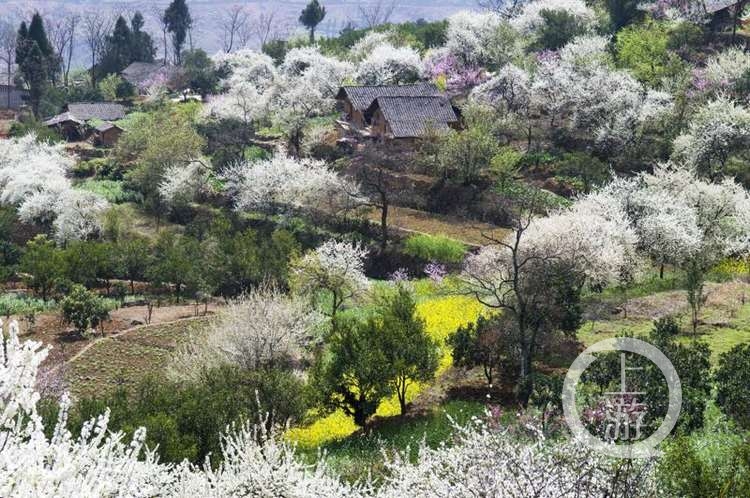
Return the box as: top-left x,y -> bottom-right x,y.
165,0 -> 192,64
299,0 -> 326,43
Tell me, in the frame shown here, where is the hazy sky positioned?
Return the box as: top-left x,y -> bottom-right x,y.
1,0 -> 480,66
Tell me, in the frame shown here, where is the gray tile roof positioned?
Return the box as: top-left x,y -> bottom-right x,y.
367,96 -> 458,138
337,83 -> 441,112
704,0 -> 742,13
95,122 -> 123,132
0,85 -> 29,110
67,102 -> 126,121
43,112 -> 84,127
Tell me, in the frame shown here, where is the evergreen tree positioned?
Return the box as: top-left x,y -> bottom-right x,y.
27,13 -> 52,58
299,0 -> 326,44
27,12 -> 59,84
99,16 -> 133,77
130,12 -> 156,63
379,285 -> 439,414
164,0 -> 192,65
15,13 -> 57,112
15,21 -> 29,66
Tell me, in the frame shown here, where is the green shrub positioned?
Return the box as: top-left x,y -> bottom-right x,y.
71,161 -> 96,178
9,120 -> 62,142
403,234 -> 467,264
75,180 -> 140,204
0,294 -> 55,318
64,366 -> 308,465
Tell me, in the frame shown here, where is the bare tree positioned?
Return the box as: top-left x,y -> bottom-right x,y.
249,8 -> 288,48
47,14 -> 78,87
82,12 -> 112,88
188,13 -> 200,53
151,6 -> 170,63
220,5 -> 250,53
477,0 -> 527,18
358,0 -> 398,28
0,20 -> 16,108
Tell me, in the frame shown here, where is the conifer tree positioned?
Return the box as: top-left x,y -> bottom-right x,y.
164,0 -> 192,65
299,0 -> 326,44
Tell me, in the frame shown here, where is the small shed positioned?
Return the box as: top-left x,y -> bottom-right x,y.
336,83 -> 441,129
94,122 -> 124,147
44,102 -> 126,141
364,96 -> 459,140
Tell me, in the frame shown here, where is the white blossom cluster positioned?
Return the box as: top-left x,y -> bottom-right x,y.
205,50 -> 279,124
596,164 -> 750,266
207,47 -> 352,127
444,10 -> 513,67
463,191 -> 638,296
280,46 -> 355,99
158,159 -> 214,208
356,43 -> 424,86
471,35 -> 673,156
672,96 -> 750,175
702,47 -> 750,93
0,134 -> 108,242
292,239 -> 371,302
511,0 -> 596,35
169,285 -> 324,382
224,153 -> 360,214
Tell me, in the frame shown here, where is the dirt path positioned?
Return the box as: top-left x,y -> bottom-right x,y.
48,313 -> 211,375
22,302 -> 221,375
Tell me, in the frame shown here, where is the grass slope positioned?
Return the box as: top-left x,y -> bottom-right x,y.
66,318 -> 209,398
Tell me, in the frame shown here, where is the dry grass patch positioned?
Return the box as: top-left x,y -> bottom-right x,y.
367,205 -> 509,246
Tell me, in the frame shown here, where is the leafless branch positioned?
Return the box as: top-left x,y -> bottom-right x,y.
358,0 -> 398,29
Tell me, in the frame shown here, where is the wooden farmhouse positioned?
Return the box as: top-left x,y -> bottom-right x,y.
94,122 -> 125,147
44,102 -> 126,142
336,83 -> 459,140
364,96 -> 460,141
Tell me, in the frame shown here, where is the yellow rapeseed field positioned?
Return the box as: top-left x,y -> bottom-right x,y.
286,294 -> 486,449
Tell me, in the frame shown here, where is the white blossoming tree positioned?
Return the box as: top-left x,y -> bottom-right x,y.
444,10 -> 519,68
224,153 -> 359,216
511,0 -> 596,36
356,43 -> 423,86
0,134 -> 108,242
595,165 -> 750,333
471,36 -> 672,156
169,285 -> 324,382
52,190 -> 109,243
158,159 -> 213,209
672,96 -> 750,178
291,239 -> 370,318
280,46 -> 354,99
462,188 -> 638,405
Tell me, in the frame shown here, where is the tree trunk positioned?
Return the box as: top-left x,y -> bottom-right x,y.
518,344 -> 533,408
380,201 -> 388,251
397,376 -> 408,414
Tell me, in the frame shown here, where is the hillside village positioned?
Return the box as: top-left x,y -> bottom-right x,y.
2,0 -> 750,496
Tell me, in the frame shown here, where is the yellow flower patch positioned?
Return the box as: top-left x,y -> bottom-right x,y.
286,295 -> 486,449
